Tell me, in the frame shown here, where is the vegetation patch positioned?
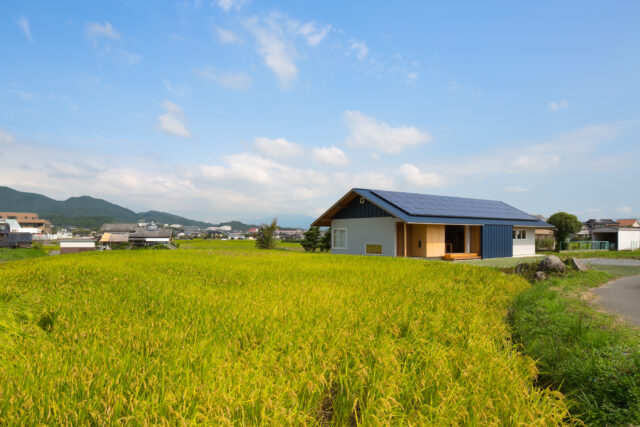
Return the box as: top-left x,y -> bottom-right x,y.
0,242 -> 569,424
510,270 -> 640,425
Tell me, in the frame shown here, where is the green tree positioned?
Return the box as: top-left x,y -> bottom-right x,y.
547,212 -> 582,252
255,218 -> 278,249
301,226 -> 320,252
319,227 -> 332,252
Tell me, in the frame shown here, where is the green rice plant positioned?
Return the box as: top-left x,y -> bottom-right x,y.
0,243 -> 571,424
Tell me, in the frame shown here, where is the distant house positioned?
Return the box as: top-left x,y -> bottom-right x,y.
129,228 -> 173,246
0,212 -> 51,233
617,219 -> 640,228
0,222 -> 32,248
60,238 -> 96,254
312,189 -> 551,259
98,223 -> 173,247
100,223 -> 137,233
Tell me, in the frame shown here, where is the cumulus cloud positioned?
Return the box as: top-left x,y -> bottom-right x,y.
253,137 -> 303,159
14,17 -> 32,42
503,185 -> 529,193
216,27 -> 240,44
217,0 -> 251,12
0,128 -> 16,144
350,39 -> 368,60
548,99 -> 569,111
312,146 -> 350,167
85,21 -> 121,40
344,110 -> 432,154
158,101 -> 190,137
297,21 -> 331,46
195,67 -> 252,91
398,164 -> 444,187
245,16 -> 298,88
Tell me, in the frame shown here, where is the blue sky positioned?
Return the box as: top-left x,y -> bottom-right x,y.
1,1 -> 639,226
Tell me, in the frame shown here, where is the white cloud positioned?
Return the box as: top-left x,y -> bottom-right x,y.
297,21 -> 331,46
312,146 -> 350,167
503,185 -> 529,193
216,27 -> 240,44
548,99 -> 569,111
158,101 -> 190,137
14,17 -> 32,42
617,206 -> 632,214
0,128 -> 16,144
217,0 -> 251,11
112,48 -> 142,66
85,21 -> 121,40
406,72 -> 418,82
398,164 -> 444,187
344,110 -> 432,154
9,88 -> 34,100
245,16 -> 298,89
163,81 -> 190,98
253,137 -> 303,160
350,39 -> 368,60
195,67 -> 252,91
195,68 -> 250,90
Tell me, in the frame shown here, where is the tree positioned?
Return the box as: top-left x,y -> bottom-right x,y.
547,212 -> 582,252
319,227 -> 332,252
255,218 -> 278,249
301,226 -> 320,252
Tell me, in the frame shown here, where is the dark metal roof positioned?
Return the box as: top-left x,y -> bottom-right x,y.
100,223 -> 137,233
130,228 -> 172,239
312,188 -> 552,227
369,189 -> 536,221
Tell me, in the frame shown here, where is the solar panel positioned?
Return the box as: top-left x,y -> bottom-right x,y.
371,189 -> 535,221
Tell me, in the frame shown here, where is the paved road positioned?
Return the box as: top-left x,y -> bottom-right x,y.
590,275 -> 640,326
581,258 -> 640,266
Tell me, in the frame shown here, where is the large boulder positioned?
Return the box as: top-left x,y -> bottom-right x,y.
540,255 -> 566,273
570,257 -> 588,272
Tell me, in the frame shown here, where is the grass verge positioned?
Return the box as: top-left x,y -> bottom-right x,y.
540,250 -> 640,260
0,247 -> 49,263
510,270 -> 640,425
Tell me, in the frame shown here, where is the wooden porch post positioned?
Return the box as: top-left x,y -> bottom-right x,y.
404,222 -> 407,257
465,225 -> 470,253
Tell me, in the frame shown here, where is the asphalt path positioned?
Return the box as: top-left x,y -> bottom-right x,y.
583,258 -> 640,326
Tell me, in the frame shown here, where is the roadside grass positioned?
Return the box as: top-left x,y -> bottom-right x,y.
0,244 -> 570,424
589,264 -> 640,277
176,238 -> 304,251
463,256 -> 543,268
0,247 -> 49,262
510,270 -> 640,426
540,249 -> 640,260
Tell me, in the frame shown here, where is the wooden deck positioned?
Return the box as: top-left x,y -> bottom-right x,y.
442,253 -> 481,261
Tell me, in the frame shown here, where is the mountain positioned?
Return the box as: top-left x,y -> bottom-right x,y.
0,186 -> 213,228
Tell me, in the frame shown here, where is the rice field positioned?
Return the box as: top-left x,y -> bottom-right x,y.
0,241 -> 569,424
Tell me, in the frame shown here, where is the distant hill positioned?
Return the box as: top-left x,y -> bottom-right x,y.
0,186 -> 213,228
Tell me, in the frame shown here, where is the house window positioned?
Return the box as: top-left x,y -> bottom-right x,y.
514,229 -> 527,240
365,244 -> 383,255
332,228 -> 347,249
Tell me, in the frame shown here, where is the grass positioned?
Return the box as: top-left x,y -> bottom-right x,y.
589,264 -> 640,277
0,243 -> 569,424
463,256 -> 544,268
0,247 -> 49,262
540,249 -> 640,260
510,270 -> 640,426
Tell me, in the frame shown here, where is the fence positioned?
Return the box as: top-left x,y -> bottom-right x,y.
559,241 -> 610,251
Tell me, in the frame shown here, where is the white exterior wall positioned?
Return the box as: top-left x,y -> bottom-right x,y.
60,241 -> 95,249
512,227 -> 536,257
618,229 -> 640,251
331,217 -> 398,257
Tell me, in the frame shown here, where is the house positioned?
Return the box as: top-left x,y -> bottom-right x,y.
0,212 -> 51,233
98,223 -> 173,247
129,228 -> 173,246
311,188 -> 552,259
617,219 -> 640,228
591,221 -> 640,251
59,238 -> 96,254
100,223 -> 137,233
0,222 -> 32,248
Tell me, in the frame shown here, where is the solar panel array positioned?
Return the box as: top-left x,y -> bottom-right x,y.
371,189 -> 536,221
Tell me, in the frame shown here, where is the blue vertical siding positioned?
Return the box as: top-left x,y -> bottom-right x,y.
482,224 -> 513,259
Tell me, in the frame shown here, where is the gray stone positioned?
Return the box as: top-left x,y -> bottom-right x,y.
540,255 -> 566,273
570,257 -> 588,272
515,263 -> 526,275
535,271 -> 547,281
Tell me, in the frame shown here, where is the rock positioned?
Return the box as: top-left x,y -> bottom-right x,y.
570,257 -> 588,272
515,263 -> 526,275
535,271 -> 547,281
540,255 -> 566,273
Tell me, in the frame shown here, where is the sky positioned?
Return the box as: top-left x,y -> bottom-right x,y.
1,1 -> 639,226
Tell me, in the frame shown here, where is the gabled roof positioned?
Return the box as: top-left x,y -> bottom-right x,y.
130,228 -> 172,239
100,223 -> 137,233
617,219 -> 640,227
312,188 -> 552,227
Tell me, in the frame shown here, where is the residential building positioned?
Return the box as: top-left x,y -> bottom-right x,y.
617,219 -> 640,228
312,188 -> 551,259
0,212 -> 51,233
60,238 -> 96,254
